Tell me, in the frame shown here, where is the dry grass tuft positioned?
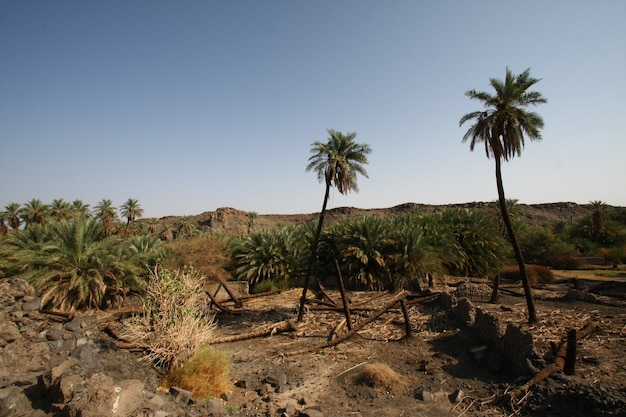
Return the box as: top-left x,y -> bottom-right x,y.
500,264 -> 555,286
165,345 -> 231,400
350,363 -> 411,394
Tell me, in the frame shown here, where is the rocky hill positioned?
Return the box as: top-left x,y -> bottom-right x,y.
156,202 -> 596,236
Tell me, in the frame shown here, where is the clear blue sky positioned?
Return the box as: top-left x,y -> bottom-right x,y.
1,1 -> 625,218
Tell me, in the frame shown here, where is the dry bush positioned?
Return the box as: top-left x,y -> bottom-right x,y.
350,363 -> 411,394
120,266 -> 217,370
162,234 -> 232,281
499,264 -> 555,286
165,345 -> 231,400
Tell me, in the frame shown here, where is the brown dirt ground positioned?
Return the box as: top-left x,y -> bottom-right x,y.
192,274 -> 626,417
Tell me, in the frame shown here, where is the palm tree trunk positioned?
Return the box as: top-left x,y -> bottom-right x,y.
495,156 -> 538,324
297,181 -> 331,322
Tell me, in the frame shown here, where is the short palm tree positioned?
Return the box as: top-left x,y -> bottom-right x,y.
336,216 -> 391,290
6,217 -> 159,311
120,198 -> 144,237
177,216 -> 196,237
297,129 -> 371,321
460,67 -> 547,324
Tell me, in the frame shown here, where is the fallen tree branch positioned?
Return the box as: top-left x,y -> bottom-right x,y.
205,289 -> 238,314
211,320 -> 299,344
237,289 -> 282,301
405,292 -> 442,306
284,291 -> 408,356
508,322 -> 601,402
213,276 -> 244,308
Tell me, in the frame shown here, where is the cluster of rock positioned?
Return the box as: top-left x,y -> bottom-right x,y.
0,278 -> 238,417
443,282 -> 545,376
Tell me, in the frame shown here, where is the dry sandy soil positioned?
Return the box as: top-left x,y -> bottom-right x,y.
184,274 -> 626,417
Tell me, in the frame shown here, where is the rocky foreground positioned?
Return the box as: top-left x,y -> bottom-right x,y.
3,275 -> 626,417
0,278 -> 236,417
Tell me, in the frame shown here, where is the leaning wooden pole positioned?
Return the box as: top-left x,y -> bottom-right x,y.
214,275 -> 244,308
400,299 -> 412,338
286,291 -> 408,356
333,252 -> 353,331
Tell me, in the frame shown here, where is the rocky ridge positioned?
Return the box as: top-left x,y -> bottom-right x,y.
154,202 -> 597,236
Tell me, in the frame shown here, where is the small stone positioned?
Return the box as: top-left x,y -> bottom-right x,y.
449,389 -> 464,403
419,390 -> 434,402
65,318 -> 83,332
147,394 -> 165,410
300,409 -> 324,417
46,325 -> 64,341
235,376 -> 252,388
170,386 -> 193,405
205,398 -> 228,417
264,367 -> 288,387
22,297 -> 41,312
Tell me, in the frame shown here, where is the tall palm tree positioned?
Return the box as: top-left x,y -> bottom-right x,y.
120,198 -> 144,237
246,211 -> 258,235
94,199 -> 119,237
460,67 -> 547,324
19,199 -> 49,227
297,129 -> 372,321
2,203 -> 22,231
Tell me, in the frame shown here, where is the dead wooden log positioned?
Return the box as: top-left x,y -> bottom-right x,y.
508,322 -> 601,401
211,320 -> 299,344
39,309 -> 74,320
284,291 -> 408,356
237,289 -> 281,301
102,322 -> 141,349
405,292 -> 441,306
328,318 -> 347,342
352,291 -> 390,308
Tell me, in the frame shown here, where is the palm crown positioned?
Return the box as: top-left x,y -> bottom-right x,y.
307,129 -> 371,194
460,68 -> 547,162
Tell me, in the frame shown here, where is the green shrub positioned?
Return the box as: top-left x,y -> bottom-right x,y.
251,277 -> 288,294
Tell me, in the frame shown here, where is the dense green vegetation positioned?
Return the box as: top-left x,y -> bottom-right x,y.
1,197 -> 625,312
